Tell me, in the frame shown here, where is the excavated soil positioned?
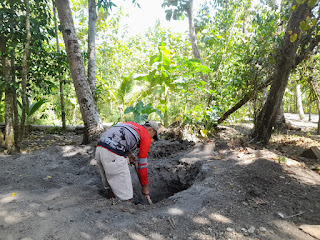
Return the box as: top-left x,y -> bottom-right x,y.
0,124 -> 320,240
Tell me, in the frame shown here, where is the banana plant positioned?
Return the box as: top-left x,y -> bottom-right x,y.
17,98 -> 47,126
134,44 -> 176,126
124,101 -> 163,124
98,74 -> 143,121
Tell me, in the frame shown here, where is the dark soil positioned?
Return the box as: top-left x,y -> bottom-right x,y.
0,123 -> 320,240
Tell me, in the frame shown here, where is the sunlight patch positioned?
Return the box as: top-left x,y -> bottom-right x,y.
62,146 -> 78,157
128,232 -> 149,240
192,232 -> 214,239
168,208 -> 184,215
37,212 -> 47,217
80,232 -> 91,239
0,210 -> 8,216
5,213 -> 23,224
149,232 -> 166,240
209,213 -> 232,223
193,217 -> 210,225
102,236 -> 117,240
90,159 -> 97,166
0,194 -> 18,204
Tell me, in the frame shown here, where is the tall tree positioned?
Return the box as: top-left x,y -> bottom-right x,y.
87,0 -> 97,98
251,0 -> 315,143
55,0 -> 103,143
52,0 -> 66,131
20,0 -> 31,143
185,0 -> 201,60
0,36 -> 16,153
162,0 -> 201,60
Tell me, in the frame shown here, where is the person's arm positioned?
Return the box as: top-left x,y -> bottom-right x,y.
141,184 -> 149,196
128,151 -> 149,195
137,134 -> 151,186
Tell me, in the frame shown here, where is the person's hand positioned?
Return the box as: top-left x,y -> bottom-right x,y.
128,153 -> 137,165
141,184 -> 149,196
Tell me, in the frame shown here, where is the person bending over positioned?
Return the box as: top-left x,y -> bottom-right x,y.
95,121 -> 159,201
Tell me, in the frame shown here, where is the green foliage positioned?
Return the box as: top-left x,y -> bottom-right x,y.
117,75 -> 135,105
1,0 -> 318,137
27,98 -> 46,118
278,156 -> 286,164
16,98 -> 47,125
183,104 -> 221,137
46,126 -> 63,134
162,0 -> 189,21
97,0 -> 117,11
308,0 -> 317,7
124,101 -> 163,124
134,44 -> 177,126
24,98 -> 47,124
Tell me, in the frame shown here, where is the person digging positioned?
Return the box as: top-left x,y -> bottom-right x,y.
95,121 -> 159,205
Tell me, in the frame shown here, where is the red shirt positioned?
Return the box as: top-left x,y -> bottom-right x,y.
125,122 -> 151,185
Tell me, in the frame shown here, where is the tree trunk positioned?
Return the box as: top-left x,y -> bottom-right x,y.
216,77 -> 272,125
296,83 -> 305,120
309,76 -> 320,134
9,0 -> 20,152
20,0 -> 31,143
88,0 -> 97,99
55,0 -> 103,143
11,49 -> 19,152
308,93 -> 312,121
0,36 -> 16,153
185,0 -> 201,60
251,1 -> 311,143
274,102 -> 287,130
52,0 -> 66,131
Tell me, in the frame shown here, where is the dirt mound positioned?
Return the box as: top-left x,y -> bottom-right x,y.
149,139 -> 195,158
1,129 -> 320,240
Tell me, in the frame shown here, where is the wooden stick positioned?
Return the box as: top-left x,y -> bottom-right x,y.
146,195 -> 153,205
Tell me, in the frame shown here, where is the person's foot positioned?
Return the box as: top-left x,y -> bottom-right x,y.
107,189 -> 115,199
121,200 -> 135,213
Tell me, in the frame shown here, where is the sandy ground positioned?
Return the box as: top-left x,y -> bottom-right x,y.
0,123 -> 320,240
284,113 -> 318,130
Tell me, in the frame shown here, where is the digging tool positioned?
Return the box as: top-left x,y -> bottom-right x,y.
132,162 -> 153,205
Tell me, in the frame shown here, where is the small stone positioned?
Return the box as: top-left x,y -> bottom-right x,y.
226,227 -> 234,232
241,228 -> 247,232
248,226 -> 256,234
259,227 -> 267,232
